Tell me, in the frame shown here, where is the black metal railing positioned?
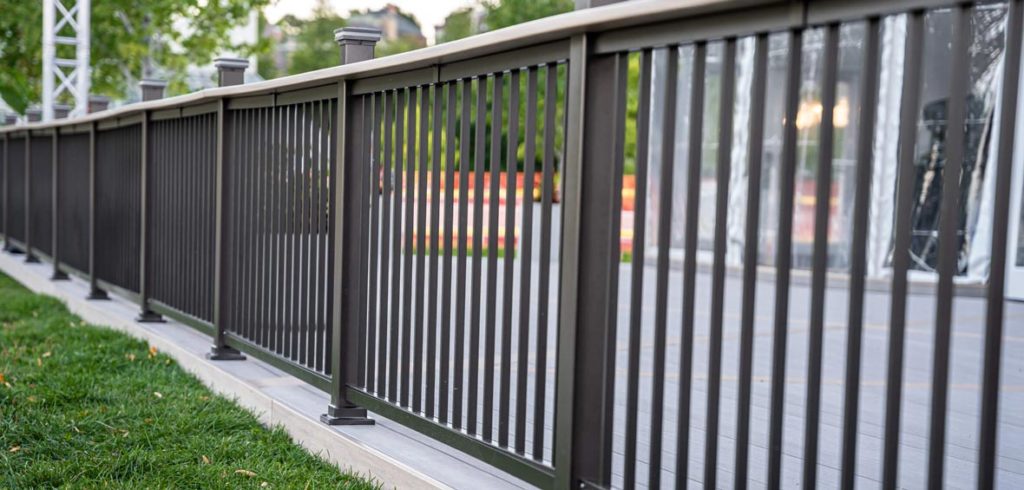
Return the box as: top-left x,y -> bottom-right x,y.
56,130 -> 91,276
149,113 -> 217,324
2,0 -> 1022,488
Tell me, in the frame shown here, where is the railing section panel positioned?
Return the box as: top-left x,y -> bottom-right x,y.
352,61 -> 567,467
29,135 -> 54,257
95,124 -> 142,293
56,132 -> 91,275
223,99 -> 336,376
594,2 -> 1022,489
149,114 -> 217,323
6,137 -> 27,244
0,137 -> 6,240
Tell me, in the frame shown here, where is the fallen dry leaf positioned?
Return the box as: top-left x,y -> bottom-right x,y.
235,469 -> 257,478
126,353 -> 136,362
36,358 -> 42,367
8,446 -> 20,453
42,352 -> 52,358
0,373 -> 5,383
148,346 -> 158,358
202,455 -> 211,464
261,482 -> 269,488
153,392 -> 163,399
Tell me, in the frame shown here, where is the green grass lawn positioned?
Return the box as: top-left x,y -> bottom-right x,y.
0,273 -> 376,489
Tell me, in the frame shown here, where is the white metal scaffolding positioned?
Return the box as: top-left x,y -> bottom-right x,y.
42,0 -> 90,120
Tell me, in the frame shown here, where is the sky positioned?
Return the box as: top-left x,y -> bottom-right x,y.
262,0 -> 477,45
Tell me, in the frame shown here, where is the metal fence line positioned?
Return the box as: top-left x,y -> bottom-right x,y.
1,0 -> 1023,488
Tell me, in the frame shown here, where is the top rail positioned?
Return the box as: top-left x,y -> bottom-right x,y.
0,0 -> 962,134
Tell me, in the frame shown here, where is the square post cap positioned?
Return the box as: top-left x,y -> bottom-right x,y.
88,95 -> 111,113
26,107 -> 43,122
334,27 -> 382,65
54,104 -> 71,119
334,26 -> 382,45
2,113 -> 18,125
214,57 -> 250,70
139,79 -> 168,101
214,57 -> 249,87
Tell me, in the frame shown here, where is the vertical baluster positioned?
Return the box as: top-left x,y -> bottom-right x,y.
734,32 -> 768,489
414,86 -> 429,412
427,84 -> 443,418
533,63 -> 557,461
623,49 -> 652,486
514,66 -> 538,455
402,87 -> 418,407
765,29 -> 803,488
377,92 -> 394,393
389,91 -> 406,402
672,42 -> 704,488
499,69 -> 520,447
839,16 -> 881,490
441,81 -> 458,424
366,94 -> 381,393
704,37 -> 736,490
468,76 -> 488,435
484,72 -> 504,441
882,11 -> 924,488
360,96 -> 376,386
454,78 -> 472,429
978,2 -> 1022,488
927,5 -> 971,488
802,23 -> 839,489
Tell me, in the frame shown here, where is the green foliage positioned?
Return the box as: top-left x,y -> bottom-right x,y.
279,1 -> 346,76
436,7 -> 475,44
0,0 -> 269,112
482,0 -> 574,31
0,273 -> 377,489
262,2 -> 423,79
375,37 -> 423,59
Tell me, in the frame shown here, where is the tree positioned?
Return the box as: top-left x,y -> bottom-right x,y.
436,7 -> 475,44
482,0 -> 573,31
276,1 -> 346,76
0,0 -> 269,114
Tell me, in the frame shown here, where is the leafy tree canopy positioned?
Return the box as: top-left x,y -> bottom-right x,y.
482,0 -> 573,31
0,0 -> 269,114
437,0 -> 573,44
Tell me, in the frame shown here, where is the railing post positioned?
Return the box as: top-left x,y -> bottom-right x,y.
51,128 -> 67,280
24,130 -> 38,263
208,62 -> 245,359
322,29 -> 378,426
86,121 -> 107,300
553,34 -> 627,489
2,131 -> 6,250
208,96 -> 245,360
334,27 -> 381,65
137,107 -> 162,321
